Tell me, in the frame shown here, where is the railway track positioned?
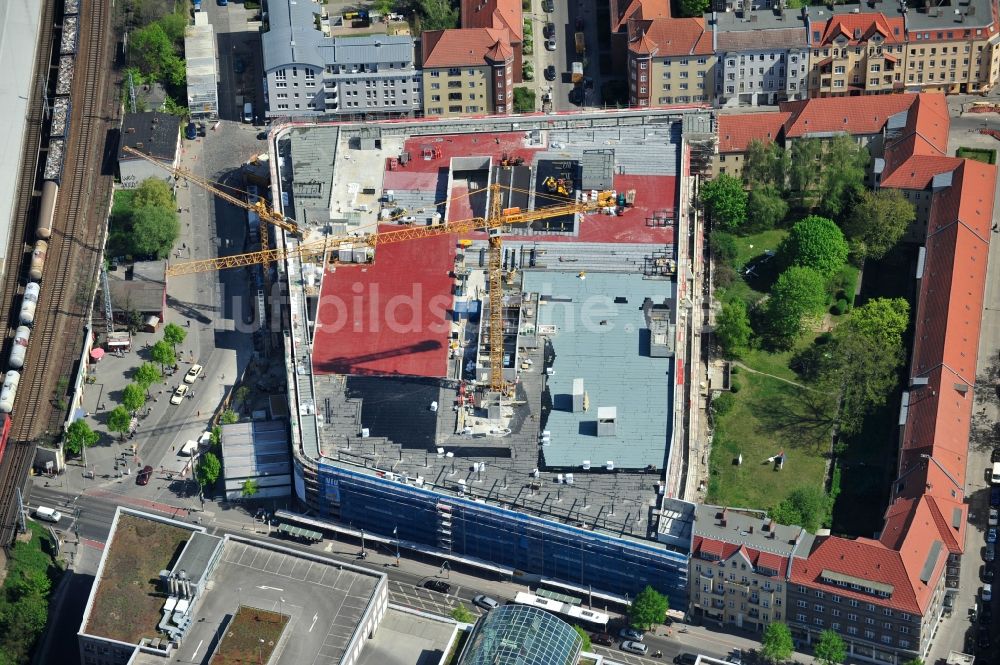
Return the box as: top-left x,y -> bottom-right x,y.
0,0 -> 116,547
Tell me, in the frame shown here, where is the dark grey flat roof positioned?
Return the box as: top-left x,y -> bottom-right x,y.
118,112 -> 181,162
173,531 -> 223,585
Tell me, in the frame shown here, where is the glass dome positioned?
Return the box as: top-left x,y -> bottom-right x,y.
458,604 -> 583,665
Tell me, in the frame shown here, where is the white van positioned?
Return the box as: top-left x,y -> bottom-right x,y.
991,462 -> 1000,485
243,101 -> 253,123
34,506 -> 62,523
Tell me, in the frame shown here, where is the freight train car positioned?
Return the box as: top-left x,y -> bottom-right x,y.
28,241 -> 47,282
0,372 -> 20,413
36,182 -> 58,239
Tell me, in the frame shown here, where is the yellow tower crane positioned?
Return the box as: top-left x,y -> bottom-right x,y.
121,144 -> 617,392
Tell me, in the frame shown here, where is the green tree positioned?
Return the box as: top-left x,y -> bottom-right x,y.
715,300 -> 752,357
64,419 -> 100,456
418,0 -> 459,30
902,659 -> 924,665
163,322 -> 187,353
789,138 -> 823,206
760,621 -> 794,663
628,585 -> 669,630
746,185 -> 788,231
235,386 -> 251,409
131,205 -> 180,259
134,362 -> 162,396
701,174 -> 747,231
130,23 -> 185,87
770,485 -> 831,533
778,215 -> 848,277
210,425 -> 222,450
196,452 -> 221,488
709,231 -> 738,266
106,406 -> 133,441
743,139 -> 789,188
241,479 -> 259,498
373,0 -> 397,14
150,340 -> 176,371
221,409 -> 239,425
513,87 -> 536,113
158,12 -> 188,46
676,0 -> 710,16
815,298 -> 909,434
132,177 -> 174,209
765,267 -> 827,347
450,605 -> 475,622
814,629 -> 847,665
572,625 -> 592,651
843,188 -> 915,261
122,383 -> 147,415
819,135 -> 869,220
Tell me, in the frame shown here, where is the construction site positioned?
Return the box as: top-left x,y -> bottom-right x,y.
268,110 -> 717,603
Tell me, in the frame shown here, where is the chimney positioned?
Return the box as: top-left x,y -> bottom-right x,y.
572,378 -> 585,412
597,406 -> 617,437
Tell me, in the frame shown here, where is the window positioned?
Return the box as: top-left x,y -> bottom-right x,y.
831,609 -> 841,617
797,613 -> 807,622
866,618 -> 875,625
847,627 -> 858,636
815,591 -> 825,599
814,605 -> 824,613
871,64 -> 881,72
305,67 -> 316,81
864,630 -> 875,640
797,600 -> 808,608
867,604 -> 875,612
849,600 -> 859,608
883,622 -> 892,629
847,613 -> 858,622
798,586 -> 807,593
899,639 -> 910,648
899,626 -> 910,635
831,595 -> 841,604
814,618 -> 824,626
883,609 -> 892,617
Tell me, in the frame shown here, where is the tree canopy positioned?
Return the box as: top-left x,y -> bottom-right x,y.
106,406 -> 132,440
64,419 -> 99,456
779,215 -> 849,277
716,299 -> 752,357
747,185 -> 789,231
130,22 -> 186,88
221,409 -> 239,425
814,630 -> 847,665
241,479 -> 259,498
132,205 -> 180,259
770,485 -> 831,533
765,267 -> 827,347
818,136 -> 869,220
789,139 -> 823,206
450,605 -> 475,623
760,622 -> 794,663
150,340 -> 176,371
197,452 -> 221,488
163,322 -> 187,352
132,177 -> 174,210
677,0 -> 710,16
701,174 -> 747,231
843,188 -> 915,261
628,585 -> 669,630
417,0 -> 459,31
742,140 -> 789,189
572,625 -> 592,652
134,362 -> 162,393
122,383 -> 146,415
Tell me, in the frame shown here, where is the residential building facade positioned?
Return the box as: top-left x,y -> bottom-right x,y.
713,111 -> 790,178
688,506 -> 812,632
262,0 -> 420,118
806,13 -> 907,97
627,18 -> 716,106
459,0 -> 524,82
421,28 -> 514,117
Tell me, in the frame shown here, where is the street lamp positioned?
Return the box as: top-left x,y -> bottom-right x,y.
393,525 -> 400,566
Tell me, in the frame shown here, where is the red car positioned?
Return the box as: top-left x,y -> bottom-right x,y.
591,633 -> 614,646
137,465 -> 153,486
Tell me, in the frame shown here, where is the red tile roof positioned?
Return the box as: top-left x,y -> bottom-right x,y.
780,94 -> 914,138
612,0 -> 671,33
461,0 -> 522,42
880,154 -> 961,189
811,13 -> 905,46
422,28 -> 513,68
717,112 -> 791,154
692,537 -> 791,578
627,17 -> 713,57
790,535 -> 942,614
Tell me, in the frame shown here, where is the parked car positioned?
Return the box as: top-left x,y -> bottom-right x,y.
543,22 -> 555,38
544,38 -> 557,51
575,16 -> 585,30
987,542 -> 997,562
983,584 -> 993,602
541,0 -> 554,11
978,627 -> 992,649
621,641 -> 648,655
618,627 -> 643,642
991,507 -> 999,527
544,65 -> 556,81
989,527 -> 998,544
473,595 -> 499,610
170,384 -> 189,404
992,447 -> 1000,463
983,566 -> 995,583
423,580 -> 450,594
136,465 -> 153,486
34,506 -> 62,523
675,653 -> 698,665
185,122 -> 197,140
184,364 -> 203,384
983,603 -> 994,623
991,485 -> 1000,507
727,649 -> 744,665
591,633 -> 614,646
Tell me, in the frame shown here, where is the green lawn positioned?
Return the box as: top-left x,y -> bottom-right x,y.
708,371 -> 833,511
732,229 -> 787,271
957,146 -> 998,165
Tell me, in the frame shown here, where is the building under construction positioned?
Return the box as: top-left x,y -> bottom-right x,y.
272,109 -> 705,604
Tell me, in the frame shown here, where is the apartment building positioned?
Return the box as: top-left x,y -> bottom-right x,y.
713,111 -> 790,178
262,0 -> 420,118
806,12 -> 907,97
611,0 -> 672,70
460,0 -> 524,82
688,506 -> 813,632
421,28 -> 514,117
626,18 -> 716,106
712,9 -> 811,105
